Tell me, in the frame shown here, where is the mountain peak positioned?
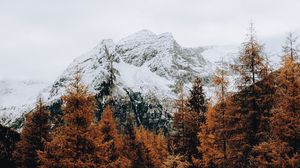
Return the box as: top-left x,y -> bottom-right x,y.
158,32 -> 174,39
136,29 -> 155,34
119,29 -> 156,43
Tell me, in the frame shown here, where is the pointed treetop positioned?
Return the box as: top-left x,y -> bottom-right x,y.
247,21 -> 256,42
66,72 -> 88,94
283,32 -> 299,61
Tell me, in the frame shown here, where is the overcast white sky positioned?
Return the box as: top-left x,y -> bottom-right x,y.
1,0 -> 300,82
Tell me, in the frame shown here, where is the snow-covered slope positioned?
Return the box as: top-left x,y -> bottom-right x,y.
201,45 -> 238,64
0,30 -> 239,127
0,80 -> 49,125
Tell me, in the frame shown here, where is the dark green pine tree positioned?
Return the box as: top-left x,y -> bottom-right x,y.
104,45 -> 117,102
95,45 -> 117,121
173,77 -> 208,165
0,124 -> 20,168
13,98 -> 50,168
122,115 -> 144,168
187,76 -> 208,121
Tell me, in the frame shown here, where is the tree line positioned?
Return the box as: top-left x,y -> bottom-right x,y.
1,26 -> 300,168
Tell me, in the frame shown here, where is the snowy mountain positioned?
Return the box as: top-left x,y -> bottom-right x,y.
0,30 -> 239,128
0,80 -> 49,126
45,30 -> 214,100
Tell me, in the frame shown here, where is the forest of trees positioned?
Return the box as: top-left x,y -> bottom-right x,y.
1,27 -> 300,168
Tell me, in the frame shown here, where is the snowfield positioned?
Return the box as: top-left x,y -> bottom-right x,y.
0,80 -> 49,125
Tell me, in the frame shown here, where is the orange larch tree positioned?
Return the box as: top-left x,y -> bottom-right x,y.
135,126 -> 168,168
197,64 -> 231,168
249,33 -> 300,168
268,33 -> 300,166
251,140 -> 295,167
93,106 -> 131,168
230,23 -> 275,166
272,33 -> 300,150
13,98 -> 50,168
38,74 -> 98,168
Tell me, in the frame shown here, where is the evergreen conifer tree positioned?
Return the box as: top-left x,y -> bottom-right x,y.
0,124 -> 20,168
173,78 -> 207,166
187,77 -> 207,121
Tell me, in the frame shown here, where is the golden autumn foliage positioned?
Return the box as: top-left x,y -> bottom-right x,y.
198,98 -> 247,168
272,55 -> 300,145
234,34 -> 300,168
13,98 -> 50,168
162,154 -> 191,168
250,140 -> 300,168
162,141 -> 191,168
252,34 -> 300,167
38,74 -> 99,168
35,74 -> 169,168
197,33 -> 300,168
196,65 -> 231,168
197,104 -> 220,167
135,126 -> 168,168
92,106 -> 131,168
226,24 -> 275,167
